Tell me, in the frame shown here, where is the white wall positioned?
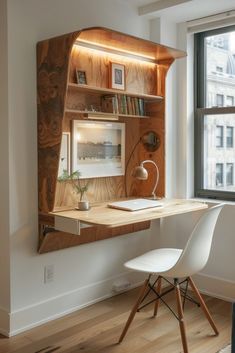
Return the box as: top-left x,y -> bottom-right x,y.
149,17 -> 179,198
0,0 -> 11,335
4,0 -> 162,336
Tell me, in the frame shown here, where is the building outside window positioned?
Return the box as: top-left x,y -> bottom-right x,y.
227,96 -> 234,106
226,126 -> 234,147
226,163 -> 234,186
216,163 -> 223,186
195,25 -> 235,199
216,125 -> 224,147
216,66 -> 223,73
216,94 -> 224,107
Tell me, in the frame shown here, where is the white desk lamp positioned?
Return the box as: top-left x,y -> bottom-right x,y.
133,159 -> 159,199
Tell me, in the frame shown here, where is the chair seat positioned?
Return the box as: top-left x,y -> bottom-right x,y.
124,248 -> 183,275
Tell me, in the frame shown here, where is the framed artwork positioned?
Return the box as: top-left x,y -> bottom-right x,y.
72,120 -> 125,178
110,62 -> 125,90
76,70 -> 87,84
58,132 -> 70,177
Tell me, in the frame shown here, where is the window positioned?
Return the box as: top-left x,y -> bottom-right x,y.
227,96 -> 234,106
226,163 -> 233,186
195,25 -> 235,200
226,126 -> 233,148
216,66 -> 223,73
216,94 -> 224,107
216,163 -> 223,186
216,125 -> 224,147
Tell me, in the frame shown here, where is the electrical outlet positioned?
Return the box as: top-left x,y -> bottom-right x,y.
44,265 -> 54,283
112,278 -> 131,293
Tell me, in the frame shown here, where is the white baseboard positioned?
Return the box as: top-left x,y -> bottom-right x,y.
5,271 -> 235,336
9,271 -> 146,336
193,272 -> 235,302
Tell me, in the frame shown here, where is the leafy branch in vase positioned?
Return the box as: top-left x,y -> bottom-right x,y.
58,170 -> 89,202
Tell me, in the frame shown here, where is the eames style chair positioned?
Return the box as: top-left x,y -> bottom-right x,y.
118,204 -> 224,353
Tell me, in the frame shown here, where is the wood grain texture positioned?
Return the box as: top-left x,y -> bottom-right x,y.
1,288 -> 231,353
37,30 -> 80,213
78,27 -> 186,62
52,199 -> 208,228
37,27 -> 186,253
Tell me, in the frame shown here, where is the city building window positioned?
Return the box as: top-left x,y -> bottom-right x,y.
226,163 -> 233,185
226,96 -> 234,106
226,126 -> 234,148
216,163 -> 223,186
216,94 -> 224,107
216,66 -> 223,73
195,25 -> 235,200
216,125 -> 224,147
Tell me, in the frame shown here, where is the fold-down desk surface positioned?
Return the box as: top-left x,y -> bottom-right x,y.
52,199 -> 208,228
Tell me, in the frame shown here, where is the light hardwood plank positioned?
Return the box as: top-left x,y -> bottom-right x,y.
0,287 -> 231,353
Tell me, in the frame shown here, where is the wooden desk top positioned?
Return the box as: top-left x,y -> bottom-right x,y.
52,199 -> 208,228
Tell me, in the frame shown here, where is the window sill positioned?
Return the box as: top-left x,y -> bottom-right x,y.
191,197 -> 235,206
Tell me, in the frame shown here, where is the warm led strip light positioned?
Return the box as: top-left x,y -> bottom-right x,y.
75,39 -> 157,65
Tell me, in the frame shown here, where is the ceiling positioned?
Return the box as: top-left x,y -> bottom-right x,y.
124,0 -> 235,23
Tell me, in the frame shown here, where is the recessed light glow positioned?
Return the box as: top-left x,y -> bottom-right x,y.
74,40 -> 156,67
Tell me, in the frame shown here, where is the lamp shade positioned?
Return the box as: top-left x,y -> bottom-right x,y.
132,165 -> 148,180
132,159 -> 159,199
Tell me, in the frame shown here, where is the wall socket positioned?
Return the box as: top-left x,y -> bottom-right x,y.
112,278 -> 131,293
44,265 -> 54,283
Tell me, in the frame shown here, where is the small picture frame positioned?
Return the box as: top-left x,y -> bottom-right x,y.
110,62 -> 125,90
76,70 -> 87,85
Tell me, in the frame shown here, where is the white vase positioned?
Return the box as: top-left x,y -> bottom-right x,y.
78,200 -> 89,211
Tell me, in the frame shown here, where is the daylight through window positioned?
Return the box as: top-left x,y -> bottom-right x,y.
195,25 -> 235,200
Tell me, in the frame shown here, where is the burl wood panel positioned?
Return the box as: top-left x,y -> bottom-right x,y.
37,27 -> 186,253
37,30 -> 80,213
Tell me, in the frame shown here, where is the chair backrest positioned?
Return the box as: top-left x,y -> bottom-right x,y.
169,204 -> 224,278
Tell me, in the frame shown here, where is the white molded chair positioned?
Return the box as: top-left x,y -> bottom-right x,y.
118,204 -> 224,353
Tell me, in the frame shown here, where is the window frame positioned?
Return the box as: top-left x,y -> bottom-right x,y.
226,163 -> 234,186
194,25 -> 235,200
226,126 -> 234,148
216,94 -> 224,107
216,125 -> 224,147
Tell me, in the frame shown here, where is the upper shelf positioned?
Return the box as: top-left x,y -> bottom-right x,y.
68,83 -> 163,101
75,27 -> 187,64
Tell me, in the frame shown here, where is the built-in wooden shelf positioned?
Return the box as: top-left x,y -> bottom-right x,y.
68,83 -> 163,102
37,26 -> 186,253
65,109 -> 150,119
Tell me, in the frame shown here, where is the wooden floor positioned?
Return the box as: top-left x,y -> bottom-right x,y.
0,287 -> 232,353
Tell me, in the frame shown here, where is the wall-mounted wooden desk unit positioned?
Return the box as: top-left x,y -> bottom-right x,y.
37,27 -> 187,253
53,199 -> 207,233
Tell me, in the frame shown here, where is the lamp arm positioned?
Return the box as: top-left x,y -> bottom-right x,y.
142,160 -> 159,199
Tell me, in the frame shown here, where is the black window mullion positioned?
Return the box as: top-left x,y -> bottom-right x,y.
194,25 -> 235,201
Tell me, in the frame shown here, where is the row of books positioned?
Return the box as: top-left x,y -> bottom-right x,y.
101,94 -> 145,116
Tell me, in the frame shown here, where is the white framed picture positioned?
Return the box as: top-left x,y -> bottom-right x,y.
58,132 -> 70,177
110,62 -> 125,90
72,120 -> 125,178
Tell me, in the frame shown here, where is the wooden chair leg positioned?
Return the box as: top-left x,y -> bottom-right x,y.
153,276 -> 162,317
118,278 -> 149,343
188,277 -> 219,335
175,282 -> 189,353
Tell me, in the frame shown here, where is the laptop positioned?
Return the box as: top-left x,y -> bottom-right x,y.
108,198 -> 163,211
